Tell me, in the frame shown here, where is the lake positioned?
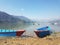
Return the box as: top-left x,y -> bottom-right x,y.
0,22 -> 60,36
23,22 -> 60,36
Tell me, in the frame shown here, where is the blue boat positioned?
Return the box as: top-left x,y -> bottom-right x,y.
37,26 -> 51,31
0,29 -> 25,37
34,26 -> 52,38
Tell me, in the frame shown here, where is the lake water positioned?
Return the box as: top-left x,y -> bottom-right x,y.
23,22 -> 60,36
0,22 -> 60,37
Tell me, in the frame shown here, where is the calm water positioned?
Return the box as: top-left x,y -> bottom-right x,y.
0,22 -> 60,36
23,22 -> 60,36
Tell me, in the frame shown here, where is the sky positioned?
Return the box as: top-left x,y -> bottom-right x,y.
0,0 -> 60,20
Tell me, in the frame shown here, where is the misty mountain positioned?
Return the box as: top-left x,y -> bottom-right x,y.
0,11 -> 32,23
0,11 -> 31,29
16,16 -> 32,23
0,11 -> 21,23
49,19 -> 60,26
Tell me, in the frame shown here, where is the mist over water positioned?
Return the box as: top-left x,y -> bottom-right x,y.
0,21 -> 60,36
23,22 -> 60,36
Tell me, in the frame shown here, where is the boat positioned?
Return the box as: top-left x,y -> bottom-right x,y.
34,26 -> 52,38
0,29 -> 25,37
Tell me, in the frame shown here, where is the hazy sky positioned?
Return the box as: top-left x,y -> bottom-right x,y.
0,0 -> 60,20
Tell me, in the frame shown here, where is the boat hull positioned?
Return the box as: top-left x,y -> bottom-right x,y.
34,30 -> 51,38
16,30 -> 25,36
0,30 -> 25,37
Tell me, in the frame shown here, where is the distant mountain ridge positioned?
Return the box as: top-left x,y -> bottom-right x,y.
0,11 -> 31,23
0,11 -> 21,23
16,16 -> 32,23
49,19 -> 60,26
0,11 -> 31,29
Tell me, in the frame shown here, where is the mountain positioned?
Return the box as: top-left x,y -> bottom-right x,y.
0,11 -> 31,29
49,19 -> 60,26
16,16 -> 32,23
0,11 -> 21,23
0,11 -> 32,23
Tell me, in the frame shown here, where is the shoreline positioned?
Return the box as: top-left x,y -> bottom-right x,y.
0,35 -> 60,45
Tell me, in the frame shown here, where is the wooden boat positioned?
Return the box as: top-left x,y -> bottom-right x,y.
0,29 -> 25,37
34,30 -> 51,38
34,26 -> 52,38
